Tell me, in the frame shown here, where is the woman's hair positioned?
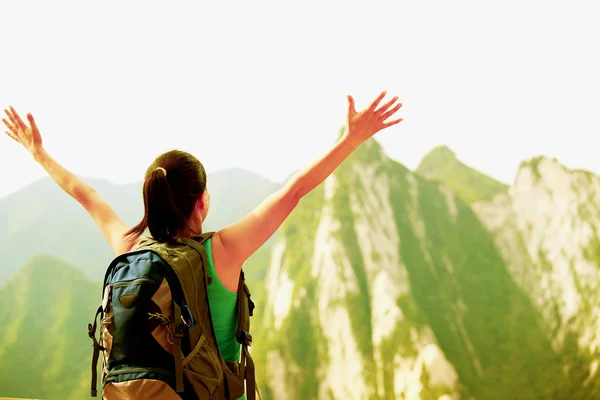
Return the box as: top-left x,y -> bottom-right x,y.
125,149 -> 207,242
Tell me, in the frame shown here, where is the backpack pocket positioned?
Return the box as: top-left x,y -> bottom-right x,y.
223,361 -> 245,400
99,303 -> 114,383
103,378 -> 182,400
182,331 -> 224,398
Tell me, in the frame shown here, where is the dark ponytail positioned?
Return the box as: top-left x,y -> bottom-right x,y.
125,150 -> 207,242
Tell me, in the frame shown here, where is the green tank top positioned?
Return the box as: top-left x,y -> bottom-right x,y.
201,238 -> 242,363
202,239 -> 245,400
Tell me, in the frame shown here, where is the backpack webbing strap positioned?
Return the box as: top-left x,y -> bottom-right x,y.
173,300 -> 185,393
88,306 -> 104,397
236,271 -> 261,400
183,333 -> 206,367
242,346 -> 260,400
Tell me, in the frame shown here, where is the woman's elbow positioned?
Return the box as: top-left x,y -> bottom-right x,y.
281,182 -> 303,207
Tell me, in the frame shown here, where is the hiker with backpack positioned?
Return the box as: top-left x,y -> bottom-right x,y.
3,91 -> 403,400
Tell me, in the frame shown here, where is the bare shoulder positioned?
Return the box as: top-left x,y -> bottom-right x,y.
210,232 -> 242,293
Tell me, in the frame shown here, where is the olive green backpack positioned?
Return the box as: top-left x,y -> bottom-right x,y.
87,233 -> 257,400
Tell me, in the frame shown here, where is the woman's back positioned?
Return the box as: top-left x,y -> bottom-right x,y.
202,238 -> 241,363
203,237 -> 247,400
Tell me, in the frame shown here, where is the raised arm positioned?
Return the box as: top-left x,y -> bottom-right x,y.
2,107 -> 137,255
212,91 -> 403,270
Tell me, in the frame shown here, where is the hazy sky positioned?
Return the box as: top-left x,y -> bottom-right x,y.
1,1 -> 598,200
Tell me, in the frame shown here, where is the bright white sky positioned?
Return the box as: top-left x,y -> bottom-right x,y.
1,1 -> 598,200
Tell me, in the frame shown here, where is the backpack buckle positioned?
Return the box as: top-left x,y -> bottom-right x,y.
244,284 -> 255,317
181,304 -> 196,328
238,331 -> 252,346
174,313 -> 185,338
174,323 -> 185,339
248,297 -> 255,317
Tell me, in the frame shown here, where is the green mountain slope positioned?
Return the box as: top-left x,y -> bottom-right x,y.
0,245 -> 270,400
0,254 -> 100,400
0,177 -> 142,283
416,145 -> 508,203
253,139 -> 581,399
3,142 -> 600,399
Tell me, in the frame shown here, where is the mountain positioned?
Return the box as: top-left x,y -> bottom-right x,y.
472,156 -> 600,398
416,145 -> 508,203
0,177 -> 142,283
252,139 -> 583,400
0,168 -> 279,283
0,254 -> 100,400
202,167 -> 281,233
3,141 -> 600,399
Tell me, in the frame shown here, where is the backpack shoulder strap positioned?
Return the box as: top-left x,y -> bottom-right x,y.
236,269 -> 260,400
191,232 -> 215,244
129,234 -> 222,394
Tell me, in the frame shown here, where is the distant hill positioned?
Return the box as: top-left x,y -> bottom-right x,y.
202,167 -> 281,232
0,254 -> 100,400
0,169 -> 279,283
0,177 -> 142,283
416,145 -> 508,203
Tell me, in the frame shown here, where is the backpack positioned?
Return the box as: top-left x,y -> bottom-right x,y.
87,233 -> 258,400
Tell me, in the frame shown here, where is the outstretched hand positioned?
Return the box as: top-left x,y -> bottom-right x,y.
2,106 -> 43,155
344,91 -> 403,145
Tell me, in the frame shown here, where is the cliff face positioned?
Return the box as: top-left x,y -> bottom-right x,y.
3,143 -> 600,400
473,157 -> 600,395
253,140 -> 576,400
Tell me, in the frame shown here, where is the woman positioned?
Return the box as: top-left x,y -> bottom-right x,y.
2,91 -> 402,398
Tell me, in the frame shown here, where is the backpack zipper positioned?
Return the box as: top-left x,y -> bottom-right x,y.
106,366 -> 172,378
111,278 -> 158,288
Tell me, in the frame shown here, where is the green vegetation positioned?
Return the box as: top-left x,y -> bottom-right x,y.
388,164 -> 580,399
583,235 -> 600,266
419,366 -> 454,400
0,254 -> 100,400
251,183 -> 326,399
276,281 -> 328,399
517,155 -> 562,182
252,138 -> 600,399
379,294 -> 430,399
243,245 -> 272,287
331,151 -> 376,387
3,146 -> 600,400
416,145 -> 508,203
